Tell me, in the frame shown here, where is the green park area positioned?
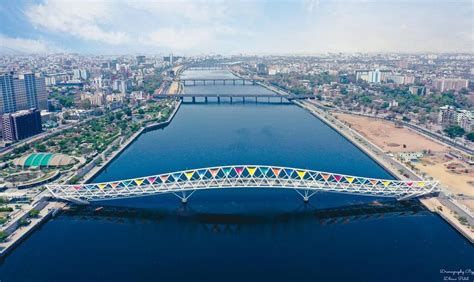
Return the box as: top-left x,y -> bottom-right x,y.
0,99 -> 178,183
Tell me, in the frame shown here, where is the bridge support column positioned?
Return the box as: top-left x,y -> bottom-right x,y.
205,97 -> 208,103
217,97 -> 220,103
193,80 -> 196,86
230,97 -> 232,104
213,80 -> 216,85
233,79 -> 236,85
294,189 -> 318,203
192,97 -> 196,103
173,190 -> 196,204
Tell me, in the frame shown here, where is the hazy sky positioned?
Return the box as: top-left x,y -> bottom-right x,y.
0,0 -> 472,54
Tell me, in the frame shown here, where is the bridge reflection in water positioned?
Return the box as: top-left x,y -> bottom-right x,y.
62,200 -> 429,234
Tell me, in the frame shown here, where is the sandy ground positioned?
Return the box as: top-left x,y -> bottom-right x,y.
335,113 -> 448,153
414,153 -> 474,198
335,113 -> 473,202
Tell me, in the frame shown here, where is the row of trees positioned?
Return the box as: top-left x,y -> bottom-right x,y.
443,125 -> 474,141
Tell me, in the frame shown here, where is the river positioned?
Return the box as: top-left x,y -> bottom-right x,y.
0,70 -> 472,282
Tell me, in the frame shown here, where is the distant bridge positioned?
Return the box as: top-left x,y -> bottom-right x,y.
178,78 -> 257,86
156,93 -> 313,103
47,165 -> 439,204
156,93 -> 286,103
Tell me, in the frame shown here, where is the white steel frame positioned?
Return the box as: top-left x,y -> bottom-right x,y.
46,165 -> 439,204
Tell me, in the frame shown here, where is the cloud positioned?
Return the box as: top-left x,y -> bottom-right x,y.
16,0 -> 474,53
25,0 -> 129,45
144,27 -> 215,50
23,0 -> 256,52
0,34 -> 62,54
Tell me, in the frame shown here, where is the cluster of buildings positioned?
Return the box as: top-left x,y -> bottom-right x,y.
432,78 -> 469,92
0,72 -> 47,142
355,69 -> 415,85
438,105 -> 473,131
0,53 -> 181,145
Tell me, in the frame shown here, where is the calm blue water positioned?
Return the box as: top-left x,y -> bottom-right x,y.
0,71 -> 471,282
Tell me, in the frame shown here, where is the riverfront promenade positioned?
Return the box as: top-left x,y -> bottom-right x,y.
245,73 -> 473,242
0,201 -> 66,257
293,99 -> 474,243
78,100 -> 182,184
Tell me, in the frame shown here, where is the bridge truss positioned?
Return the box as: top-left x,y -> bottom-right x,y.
46,165 -> 439,204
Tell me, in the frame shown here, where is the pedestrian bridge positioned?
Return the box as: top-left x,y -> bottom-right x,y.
47,165 -> 439,204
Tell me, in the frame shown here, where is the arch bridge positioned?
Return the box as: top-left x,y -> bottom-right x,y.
46,165 -> 439,204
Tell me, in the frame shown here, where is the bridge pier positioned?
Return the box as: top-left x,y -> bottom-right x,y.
205,97 -> 208,103
192,97 -> 196,103
213,80 -> 216,85
173,190 -> 196,204
295,189 -> 318,203
230,97 -> 232,104
233,79 -> 236,85
217,97 -> 221,103
193,80 -> 196,86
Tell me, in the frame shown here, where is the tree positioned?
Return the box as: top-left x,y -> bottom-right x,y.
80,99 -> 92,109
0,231 -> 8,241
466,132 -> 474,142
124,108 -> 132,117
29,209 -> 40,218
444,125 -> 465,138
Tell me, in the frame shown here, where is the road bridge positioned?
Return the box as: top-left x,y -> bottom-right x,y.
156,93 -> 285,103
47,165 -> 439,204
178,78 -> 257,86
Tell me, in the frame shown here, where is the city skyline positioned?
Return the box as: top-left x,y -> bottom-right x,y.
0,0 -> 472,55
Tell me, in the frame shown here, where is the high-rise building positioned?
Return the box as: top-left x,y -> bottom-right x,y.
433,78 -> 469,92
136,55 -> 146,64
0,72 -> 16,113
80,69 -> 89,80
355,70 -> 370,82
1,109 -> 42,142
438,105 -> 457,125
456,110 -> 473,132
0,72 -> 47,114
257,64 -> 268,75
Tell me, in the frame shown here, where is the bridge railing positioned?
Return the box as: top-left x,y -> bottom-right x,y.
46,165 -> 439,202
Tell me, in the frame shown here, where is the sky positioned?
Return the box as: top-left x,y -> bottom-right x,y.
0,0 -> 472,55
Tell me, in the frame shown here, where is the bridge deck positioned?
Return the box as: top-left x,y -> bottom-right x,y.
47,165 -> 439,203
